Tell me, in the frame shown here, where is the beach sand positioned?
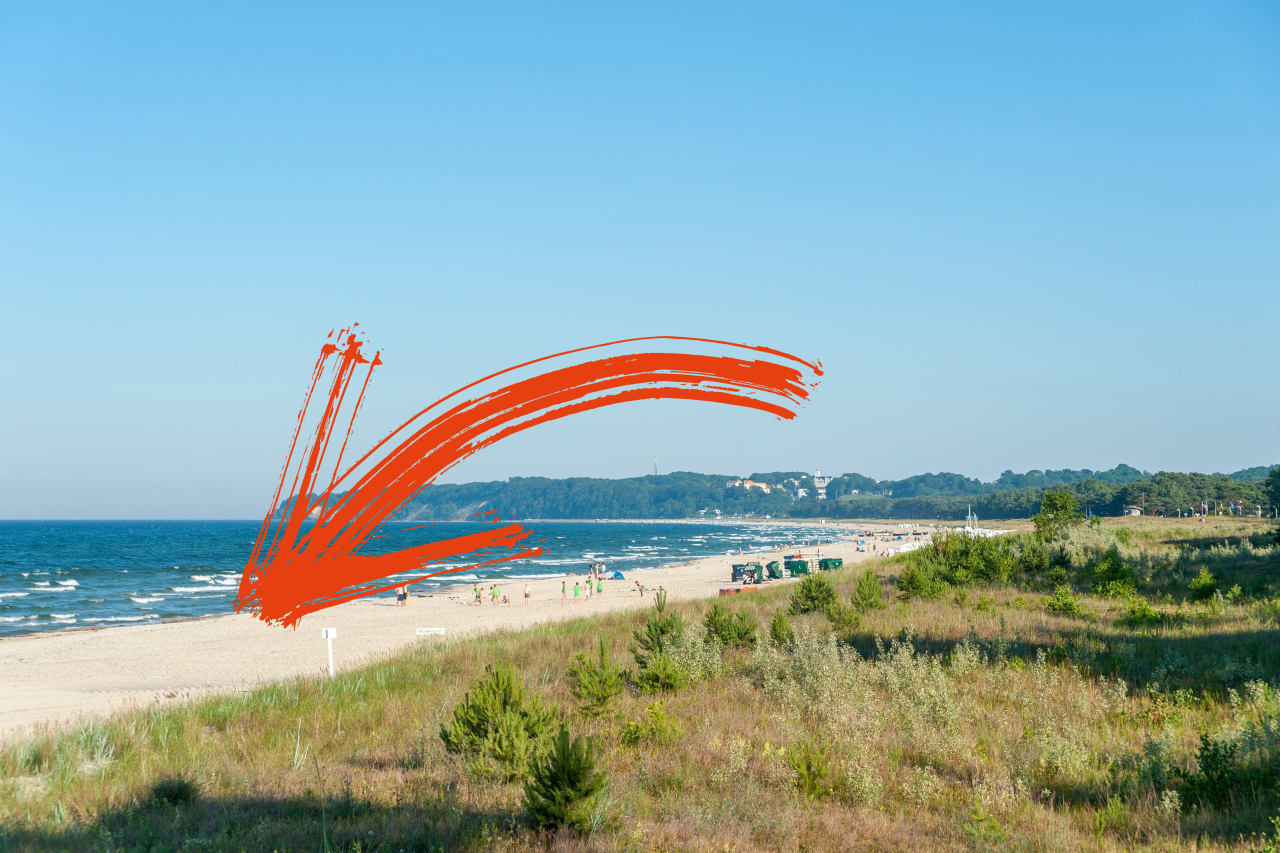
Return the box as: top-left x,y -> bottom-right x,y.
0,524 -> 927,739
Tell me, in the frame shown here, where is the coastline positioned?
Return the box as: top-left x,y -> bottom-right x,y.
0,525 -> 923,740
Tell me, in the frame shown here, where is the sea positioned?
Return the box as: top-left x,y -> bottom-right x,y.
0,519 -> 850,638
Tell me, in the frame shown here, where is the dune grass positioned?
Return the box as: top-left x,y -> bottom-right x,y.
2,518 -> 1280,851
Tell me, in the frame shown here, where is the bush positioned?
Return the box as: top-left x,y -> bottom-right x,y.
897,562 -> 944,600
619,701 -> 680,746
1189,568 -> 1219,602
151,777 -> 197,806
851,569 -> 885,612
769,611 -> 795,645
568,638 -> 627,715
1020,539 -> 1049,574
1044,585 -> 1086,617
787,739 -> 832,799
1122,595 -> 1161,626
824,601 -> 861,635
440,665 -> 556,781
1097,580 -> 1137,599
1089,546 -> 1136,595
634,649 -> 687,694
919,530 -> 1017,586
523,725 -> 607,831
789,574 -> 838,615
631,589 -> 684,668
703,602 -> 757,648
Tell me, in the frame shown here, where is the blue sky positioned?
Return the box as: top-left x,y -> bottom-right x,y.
1,3 -> 1277,518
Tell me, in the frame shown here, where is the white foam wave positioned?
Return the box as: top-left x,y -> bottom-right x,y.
55,580 -> 80,587
0,592 -> 30,598
83,615 -> 158,623
130,596 -> 164,604
50,613 -> 76,619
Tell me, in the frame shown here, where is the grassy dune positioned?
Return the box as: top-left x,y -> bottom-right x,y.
3,518 -> 1280,852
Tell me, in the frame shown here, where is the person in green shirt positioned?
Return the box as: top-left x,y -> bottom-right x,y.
596,578 -> 602,595
561,581 -> 567,605
573,581 -> 580,602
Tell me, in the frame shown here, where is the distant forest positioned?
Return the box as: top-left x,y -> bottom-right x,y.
373,464 -> 1280,522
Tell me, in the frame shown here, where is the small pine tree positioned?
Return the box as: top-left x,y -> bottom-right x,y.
440,665 -> 556,780
630,589 -> 684,668
787,739 -> 832,799
635,649 -> 686,694
523,725 -> 607,831
789,573 -> 838,615
568,638 -> 627,715
850,569 -> 885,612
769,611 -> 795,645
703,602 -> 757,648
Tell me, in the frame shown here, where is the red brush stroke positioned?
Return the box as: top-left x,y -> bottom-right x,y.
235,332 -> 822,628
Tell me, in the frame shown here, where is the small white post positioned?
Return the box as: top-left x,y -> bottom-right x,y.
322,627 -> 337,677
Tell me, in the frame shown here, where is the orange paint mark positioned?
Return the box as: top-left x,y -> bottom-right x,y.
235,333 -> 821,628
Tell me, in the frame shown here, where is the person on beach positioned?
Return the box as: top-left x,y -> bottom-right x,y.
573,581 -> 581,602
561,581 -> 567,605
474,585 -> 481,604
524,583 -> 531,605
395,585 -> 407,606
585,580 -> 591,602
596,577 -> 603,597
491,585 -> 499,605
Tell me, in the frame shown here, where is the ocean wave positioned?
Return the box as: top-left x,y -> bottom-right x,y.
130,596 -> 165,604
500,572 -> 567,580
83,615 -> 158,622
0,616 -> 34,622
0,592 -> 30,598
50,613 -> 76,619
170,586 -> 226,593
55,580 -> 80,587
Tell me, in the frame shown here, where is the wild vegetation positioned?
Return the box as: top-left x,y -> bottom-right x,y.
3,516 -> 1280,851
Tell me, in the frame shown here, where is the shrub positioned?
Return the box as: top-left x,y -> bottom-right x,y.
440,665 -> 556,781
851,569 -> 885,612
523,725 -> 607,831
1020,539 -> 1049,574
568,638 -> 627,715
897,562 -> 943,600
1096,579 -> 1136,600
703,602 -> 757,648
789,573 -> 838,615
151,777 -> 197,806
634,650 -> 687,694
1089,546 -> 1136,595
824,601 -> 861,635
769,611 -> 795,645
630,589 -> 684,668
787,739 -> 832,799
1122,595 -> 1161,626
1189,568 -> 1219,602
1045,585 -> 1086,617
619,701 -> 680,746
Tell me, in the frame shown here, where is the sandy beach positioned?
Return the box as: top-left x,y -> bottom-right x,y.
0,524 -> 928,739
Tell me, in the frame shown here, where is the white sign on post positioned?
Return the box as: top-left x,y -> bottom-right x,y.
416,627 -> 445,637
322,627 -> 337,677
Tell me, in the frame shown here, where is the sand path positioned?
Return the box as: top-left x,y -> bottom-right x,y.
0,525 -> 926,738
